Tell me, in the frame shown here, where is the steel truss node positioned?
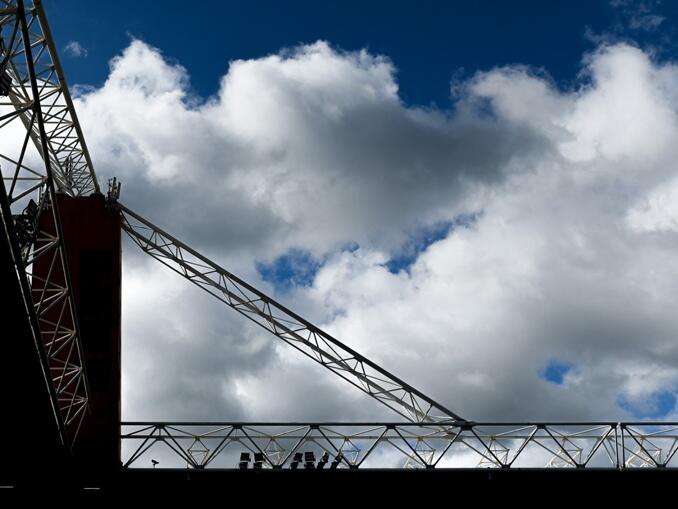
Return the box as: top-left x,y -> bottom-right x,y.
121,422 -> 678,470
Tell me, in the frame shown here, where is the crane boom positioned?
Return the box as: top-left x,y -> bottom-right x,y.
118,203 -> 466,424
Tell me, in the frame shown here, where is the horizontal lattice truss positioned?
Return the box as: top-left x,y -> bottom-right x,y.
119,203 -> 465,425
121,422 -> 678,470
0,0 -> 90,446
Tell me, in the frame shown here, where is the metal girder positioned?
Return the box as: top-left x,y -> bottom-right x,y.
0,0 -> 99,197
0,0 -> 89,446
120,421 -> 678,470
0,171 -> 68,448
117,203 -> 466,425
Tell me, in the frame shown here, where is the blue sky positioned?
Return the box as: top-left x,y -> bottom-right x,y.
618,390 -> 677,419
48,0 -> 676,107
541,360 -> 574,385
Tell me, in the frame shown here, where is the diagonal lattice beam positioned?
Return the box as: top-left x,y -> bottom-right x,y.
117,202 -> 466,425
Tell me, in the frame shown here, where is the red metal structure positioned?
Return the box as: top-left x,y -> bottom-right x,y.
35,194 -> 122,475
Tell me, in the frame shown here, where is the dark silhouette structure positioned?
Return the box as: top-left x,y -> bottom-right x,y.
35,194 -> 122,478
1,1 -> 678,494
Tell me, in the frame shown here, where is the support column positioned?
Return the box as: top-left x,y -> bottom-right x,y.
35,193 -> 122,478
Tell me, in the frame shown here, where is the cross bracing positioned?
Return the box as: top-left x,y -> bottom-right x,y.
121,422 -> 678,470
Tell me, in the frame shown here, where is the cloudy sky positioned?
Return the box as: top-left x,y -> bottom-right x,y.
34,0 -> 678,425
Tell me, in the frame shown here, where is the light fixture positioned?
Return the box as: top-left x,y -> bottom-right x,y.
330,452 -> 344,470
304,451 -> 315,469
239,452 -> 251,470
290,452 -> 303,470
317,451 -> 329,469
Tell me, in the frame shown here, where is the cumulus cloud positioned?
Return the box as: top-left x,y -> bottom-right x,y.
63,38 -> 678,428
76,40 -> 541,256
64,40 -> 88,58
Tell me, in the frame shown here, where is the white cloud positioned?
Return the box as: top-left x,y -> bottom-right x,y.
76,40 -> 536,257
64,40 -> 88,58
62,39 -> 678,426
610,0 -> 665,32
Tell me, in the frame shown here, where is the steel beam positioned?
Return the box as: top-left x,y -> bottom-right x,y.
121,421 -> 678,470
118,202 -> 465,425
0,0 -> 90,445
0,0 -> 99,196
